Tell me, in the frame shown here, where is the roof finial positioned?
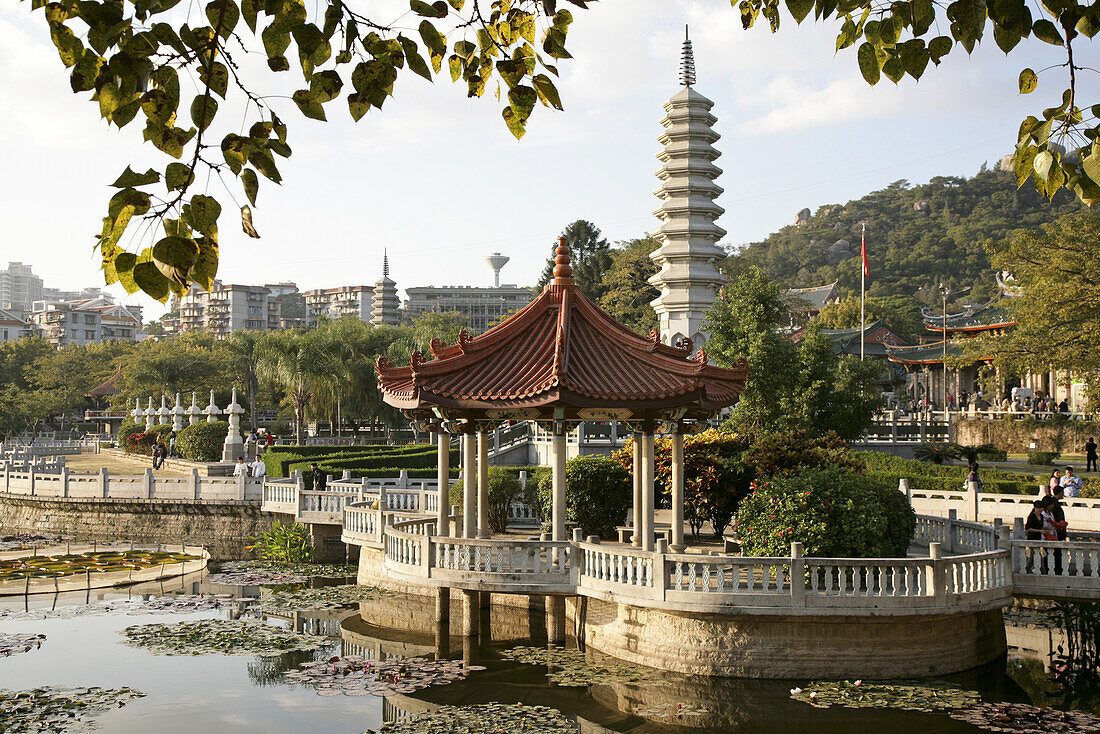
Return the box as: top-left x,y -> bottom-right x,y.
680,25 -> 695,87
383,249 -> 389,278
551,236 -> 573,284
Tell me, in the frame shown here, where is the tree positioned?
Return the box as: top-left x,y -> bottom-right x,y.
739,0 -> 1100,206
814,293 -> 925,342
597,236 -> 659,334
222,330 -> 265,429
538,220 -> 613,300
260,330 -> 338,444
30,0 -> 585,303
705,268 -> 883,439
969,211 -> 1100,375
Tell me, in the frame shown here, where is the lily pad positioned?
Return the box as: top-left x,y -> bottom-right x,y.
122,619 -> 329,657
284,655 -> 477,697
499,644 -> 660,687
0,550 -> 202,584
0,685 -> 144,733
950,701 -> 1100,733
0,633 -> 45,657
0,594 -> 236,621
208,561 -> 355,586
261,585 -> 385,615
367,703 -> 576,734
790,680 -> 980,712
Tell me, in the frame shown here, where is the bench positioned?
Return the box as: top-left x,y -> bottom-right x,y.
615,524 -> 674,545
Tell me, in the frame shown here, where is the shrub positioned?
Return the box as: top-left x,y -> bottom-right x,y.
116,423 -> 144,451
1028,450 -> 1060,466
176,421 -> 230,462
913,440 -> 962,464
738,469 -> 915,559
247,521 -> 312,563
125,430 -> 156,455
976,447 -> 1008,462
535,456 -> 631,539
449,468 -> 522,534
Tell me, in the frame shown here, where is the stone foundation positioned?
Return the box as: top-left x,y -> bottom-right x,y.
573,596 -> 1007,679
0,494 -> 273,560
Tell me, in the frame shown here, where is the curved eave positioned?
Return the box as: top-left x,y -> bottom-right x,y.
924,321 -> 1017,333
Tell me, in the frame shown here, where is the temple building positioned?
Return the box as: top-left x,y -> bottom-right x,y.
370,253 -> 401,326
648,31 -> 727,350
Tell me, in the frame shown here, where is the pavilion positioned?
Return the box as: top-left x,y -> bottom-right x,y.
376,238 -> 748,553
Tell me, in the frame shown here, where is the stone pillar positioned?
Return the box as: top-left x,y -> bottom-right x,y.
546,595 -> 566,643
462,433 -> 476,538
157,394 -> 170,426
99,467 -> 109,498
221,388 -> 245,462
461,590 -> 480,637
437,432 -> 450,537
191,468 -> 201,500
144,467 -> 154,499
144,397 -> 156,430
670,430 -> 685,551
477,431 -> 490,539
551,428 -> 567,542
435,587 -> 450,623
171,393 -> 185,431
204,390 -> 221,423
631,433 -> 642,547
641,432 -> 655,552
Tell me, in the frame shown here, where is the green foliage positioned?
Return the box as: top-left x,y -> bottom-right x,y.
176,421 -> 230,462
248,521 -> 312,564
856,451 -> 1036,494
35,0 -> 582,302
535,455 -> 631,538
705,269 -> 883,439
1029,450 -> 1061,465
724,172 -> 1083,301
262,443 -> 450,477
913,440 -> 962,465
596,236 -> 659,335
124,430 -> 156,455
976,447 -> 1009,462
815,293 -> 925,343
738,469 -> 915,559
116,422 -> 145,449
537,220 -> 614,301
449,467 -> 523,534
737,2 -> 1100,206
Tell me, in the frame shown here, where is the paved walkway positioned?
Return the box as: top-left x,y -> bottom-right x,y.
63,452 -> 187,476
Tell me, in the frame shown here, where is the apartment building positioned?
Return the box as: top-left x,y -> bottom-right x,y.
177,281 -> 281,336
403,284 -> 533,332
0,262 -> 44,315
26,296 -> 142,347
303,285 -> 374,326
0,308 -> 32,342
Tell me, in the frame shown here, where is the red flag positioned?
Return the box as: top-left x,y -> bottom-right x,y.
861,226 -> 869,277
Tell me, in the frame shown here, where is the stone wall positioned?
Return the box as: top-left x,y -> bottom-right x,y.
954,417 -> 1100,454
0,494 -> 274,560
576,597 -> 1006,679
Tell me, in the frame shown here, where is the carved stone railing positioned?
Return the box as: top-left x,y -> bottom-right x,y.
1011,540 -> 1100,599
2,465 -> 260,502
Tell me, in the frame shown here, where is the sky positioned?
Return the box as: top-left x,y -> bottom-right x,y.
0,0 -> 1085,319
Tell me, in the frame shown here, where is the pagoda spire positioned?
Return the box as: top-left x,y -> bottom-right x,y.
371,250 -> 400,326
648,33 -> 726,350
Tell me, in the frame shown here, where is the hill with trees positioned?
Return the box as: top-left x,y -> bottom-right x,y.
723,168 -> 1085,307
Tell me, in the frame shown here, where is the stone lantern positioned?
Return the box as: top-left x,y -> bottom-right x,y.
221,388 -> 245,462
203,390 -> 222,423
156,394 -> 170,426
142,397 -> 156,430
130,398 -> 143,425
170,393 -> 186,431
186,392 -> 203,426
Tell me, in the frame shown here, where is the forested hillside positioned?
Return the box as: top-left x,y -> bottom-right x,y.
724,168 -> 1084,303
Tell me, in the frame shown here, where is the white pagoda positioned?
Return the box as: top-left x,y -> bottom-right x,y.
648,29 -> 727,350
370,251 -> 401,326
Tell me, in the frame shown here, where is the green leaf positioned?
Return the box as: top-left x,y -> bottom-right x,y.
189,237 -> 220,291
410,0 -> 448,17
786,0 -> 814,23
1032,18 -> 1063,45
928,35 -> 952,64
292,89 -> 326,120
165,162 -> 193,190
262,24 -> 291,58
241,168 -> 258,206
1018,67 -> 1037,94
347,91 -> 370,121
993,23 -> 1022,53
881,56 -> 904,83
1033,149 -> 1054,180
857,42 -> 880,85
240,0 -> 258,32
151,236 -> 200,284
248,148 -> 282,183
132,261 -> 171,302
399,35 -> 433,80
70,49 -> 104,92
185,195 -> 222,239
531,74 -> 562,110
268,55 -> 290,71
111,167 -> 160,188
205,0 -> 240,39
911,0 -> 935,34
221,134 -> 250,174
309,70 -> 343,102
190,95 -> 218,130
113,252 -> 139,293
292,23 -> 331,74
200,61 -> 229,98
898,39 -> 929,79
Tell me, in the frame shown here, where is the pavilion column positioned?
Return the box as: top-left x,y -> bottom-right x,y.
631,433 -> 642,548
641,431 -> 655,552
551,427 -> 567,542
462,433 -> 477,538
670,430 -> 685,552
436,432 -> 450,537
476,431 -> 490,539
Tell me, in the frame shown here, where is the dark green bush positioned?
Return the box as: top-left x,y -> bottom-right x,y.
738,469 -> 915,559
535,456 -> 631,539
1028,450 -> 1060,466
976,447 -> 1008,462
247,521 -> 311,563
116,423 -> 144,450
262,444 -> 446,477
176,421 -> 229,462
124,430 -> 155,455
449,468 -> 522,534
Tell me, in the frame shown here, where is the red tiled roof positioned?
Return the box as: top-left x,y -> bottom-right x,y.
85,366 -> 123,398
376,240 -> 747,417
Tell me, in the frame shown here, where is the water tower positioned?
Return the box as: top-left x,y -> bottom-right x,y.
485,253 -> 510,287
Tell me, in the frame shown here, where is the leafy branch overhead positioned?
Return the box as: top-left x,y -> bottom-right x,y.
34,0 -> 587,301
736,0 -> 1100,206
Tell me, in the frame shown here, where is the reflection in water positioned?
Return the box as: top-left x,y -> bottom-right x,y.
1005,601 -> 1100,715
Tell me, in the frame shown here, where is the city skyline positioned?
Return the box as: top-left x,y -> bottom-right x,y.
2,1 -> 1087,320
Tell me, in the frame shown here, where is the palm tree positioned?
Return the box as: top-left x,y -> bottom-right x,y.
260,331 -> 339,444
223,330 -> 265,431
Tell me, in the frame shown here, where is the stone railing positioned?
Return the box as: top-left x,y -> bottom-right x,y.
341,502 -> 384,547
904,480 -> 1100,531
1,465 -> 260,502
912,513 -> 999,553
1010,540 -> 1100,599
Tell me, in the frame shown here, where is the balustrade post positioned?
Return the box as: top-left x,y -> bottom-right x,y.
945,509 -> 957,554
360,477 -> 368,504
342,470 -> 351,480
1013,516 -> 1025,539
790,542 -> 806,608
654,538 -> 668,602
99,467 -> 108,498
928,542 -> 946,603
2,462 -> 8,493
398,469 -> 409,489
997,524 -> 1012,552
379,483 -> 388,512
144,468 -> 154,499
28,465 -> 34,496
899,477 -> 910,505
60,467 -> 69,498
191,468 -> 201,500
236,471 -> 247,501
423,534 -> 434,577
966,479 -> 979,522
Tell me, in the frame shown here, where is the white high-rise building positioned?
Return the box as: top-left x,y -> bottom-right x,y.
0,262 -> 45,315
648,32 -> 727,350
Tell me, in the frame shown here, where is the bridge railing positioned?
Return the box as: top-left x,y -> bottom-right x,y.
1010,540 -> 1100,598
2,464 -> 260,502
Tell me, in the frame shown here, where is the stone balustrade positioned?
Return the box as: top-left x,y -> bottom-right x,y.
0,463 -> 260,502
905,481 -> 1100,531
1010,540 -> 1100,599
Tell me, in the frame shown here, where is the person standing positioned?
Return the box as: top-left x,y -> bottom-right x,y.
1086,437 -> 1098,473
233,456 -> 247,477
249,455 -> 266,478
1050,487 -> 1069,575
1040,469 -> 1060,498
151,441 -> 162,470
263,432 -> 275,454
1061,466 -> 1083,497
310,462 -> 326,492
168,431 -> 177,458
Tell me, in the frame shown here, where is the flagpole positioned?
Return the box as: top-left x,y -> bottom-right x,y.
860,222 -> 866,361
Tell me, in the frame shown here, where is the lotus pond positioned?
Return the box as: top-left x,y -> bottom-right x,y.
0,550 -> 203,583
1,565 -> 1099,734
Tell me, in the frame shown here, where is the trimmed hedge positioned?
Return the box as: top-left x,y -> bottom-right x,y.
263,444 -> 443,477
1028,450 -> 1060,466
176,421 -> 229,462
857,451 -> 1037,495
535,456 -> 631,539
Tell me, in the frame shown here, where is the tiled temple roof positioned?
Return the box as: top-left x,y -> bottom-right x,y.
884,340 -> 966,365
922,299 -> 1016,333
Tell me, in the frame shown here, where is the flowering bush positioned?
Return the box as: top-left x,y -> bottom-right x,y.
737,469 -> 914,559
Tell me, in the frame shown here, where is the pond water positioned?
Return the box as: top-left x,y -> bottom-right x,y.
0,570 -> 1096,734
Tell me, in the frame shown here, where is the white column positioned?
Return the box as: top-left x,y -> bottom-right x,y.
437,432 -> 450,537
462,433 -> 476,538
641,432 -> 655,552
631,433 -> 642,548
670,431 -> 685,552
476,432 -> 490,538
551,429 -> 566,541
